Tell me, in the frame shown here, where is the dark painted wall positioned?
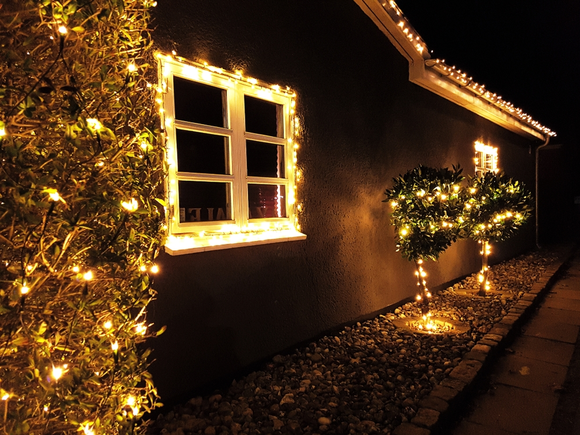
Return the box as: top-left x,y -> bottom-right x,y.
150,0 -> 539,401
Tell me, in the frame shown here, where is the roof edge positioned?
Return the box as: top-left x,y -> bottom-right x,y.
353,0 -> 553,141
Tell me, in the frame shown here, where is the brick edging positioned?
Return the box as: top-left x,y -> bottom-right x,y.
393,246 -> 578,435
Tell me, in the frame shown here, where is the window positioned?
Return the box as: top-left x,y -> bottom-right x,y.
158,56 -> 305,254
474,141 -> 498,176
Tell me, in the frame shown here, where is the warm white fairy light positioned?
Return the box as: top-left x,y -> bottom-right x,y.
121,198 -> 138,212
51,365 -> 66,381
83,270 -> 93,281
86,118 -> 102,131
50,192 -> 63,203
80,422 -> 95,435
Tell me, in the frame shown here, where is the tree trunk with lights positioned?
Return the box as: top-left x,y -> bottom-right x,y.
478,241 -> 490,296
414,260 -> 430,314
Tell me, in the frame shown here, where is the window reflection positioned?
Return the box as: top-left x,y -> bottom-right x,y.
178,180 -> 231,222
248,184 -> 286,219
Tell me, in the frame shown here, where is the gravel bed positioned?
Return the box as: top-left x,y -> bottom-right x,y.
148,250 -> 557,435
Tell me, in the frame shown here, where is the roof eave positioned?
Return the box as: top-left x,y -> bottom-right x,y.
353,0 -> 551,141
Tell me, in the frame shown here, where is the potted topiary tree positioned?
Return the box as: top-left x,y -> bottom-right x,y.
461,171 -> 533,296
383,165 -> 464,313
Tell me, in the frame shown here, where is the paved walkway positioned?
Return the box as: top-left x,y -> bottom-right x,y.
451,250 -> 580,435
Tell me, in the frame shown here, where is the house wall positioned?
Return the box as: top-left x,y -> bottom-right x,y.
150,0 -> 538,401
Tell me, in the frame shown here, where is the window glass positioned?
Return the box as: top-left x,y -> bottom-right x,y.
246,140 -> 285,178
248,184 -> 287,219
244,95 -> 282,137
174,76 -> 226,127
178,180 -> 232,222
176,129 -> 230,175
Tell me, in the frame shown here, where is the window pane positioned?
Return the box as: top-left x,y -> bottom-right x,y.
248,184 -> 286,219
246,140 -> 285,178
244,95 -> 282,137
176,129 -> 229,175
178,181 -> 231,222
174,76 -> 225,127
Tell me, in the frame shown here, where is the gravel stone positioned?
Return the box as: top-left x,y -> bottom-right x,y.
148,251 -> 556,435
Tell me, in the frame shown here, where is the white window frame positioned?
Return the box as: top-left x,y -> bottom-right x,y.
158,55 -> 305,254
474,141 -> 499,176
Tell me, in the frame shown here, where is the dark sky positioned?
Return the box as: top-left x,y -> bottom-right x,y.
395,0 -> 579,147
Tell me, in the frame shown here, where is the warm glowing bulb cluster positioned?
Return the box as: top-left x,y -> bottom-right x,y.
427,59 -> 555,137
379,1 -> 429,57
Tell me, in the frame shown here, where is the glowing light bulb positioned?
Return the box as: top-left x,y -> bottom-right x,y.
150,264 -> 159,274
111,341 -> 119,352
83,270 -> 93,281
51,365 -> 65,381
80,422 -> 95,435
20,285 -> 30,295
58,25 -> 67,35
121,198 -> 138,212
127,63 -> 137,73
103,320 -> 113,330
49,191 -> 62,202
86,118 -> 102,131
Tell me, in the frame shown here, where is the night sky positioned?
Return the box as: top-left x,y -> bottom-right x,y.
395,0 -> 579,147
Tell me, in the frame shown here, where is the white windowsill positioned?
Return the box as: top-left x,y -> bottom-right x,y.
164,229 -> 307,255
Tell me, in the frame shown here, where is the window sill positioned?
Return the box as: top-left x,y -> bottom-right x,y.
164,229 -> 306,255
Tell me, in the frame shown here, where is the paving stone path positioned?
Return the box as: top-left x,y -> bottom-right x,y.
449,249 -> 580,435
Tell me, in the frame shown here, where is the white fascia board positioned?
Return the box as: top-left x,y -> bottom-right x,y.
414,67 -> 546,140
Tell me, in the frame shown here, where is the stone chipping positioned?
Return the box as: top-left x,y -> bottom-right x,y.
148,250 -> 557,435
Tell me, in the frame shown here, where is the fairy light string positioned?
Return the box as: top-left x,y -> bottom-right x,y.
378,1 -> 555,138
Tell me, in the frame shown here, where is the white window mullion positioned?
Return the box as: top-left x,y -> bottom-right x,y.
230,87 -> 249,230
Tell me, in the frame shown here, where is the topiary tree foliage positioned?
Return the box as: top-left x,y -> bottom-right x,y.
383,165 -> 464,313
0,0 -> 164,433
462,171 -> 533,295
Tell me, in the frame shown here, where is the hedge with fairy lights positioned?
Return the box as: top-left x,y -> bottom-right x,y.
462,171 -> 533,295
0,0 -> 164,434
383,165 -> 464,312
